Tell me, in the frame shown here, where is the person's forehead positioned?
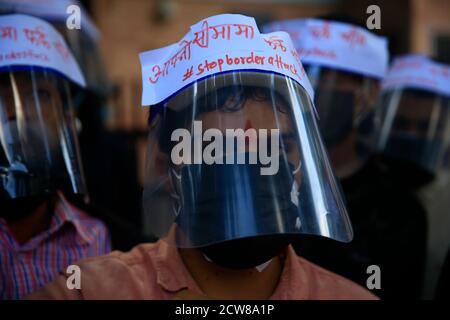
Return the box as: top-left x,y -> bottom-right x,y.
197,98 -> 291,127
315,68 -> 368,93
0,71 -> 56,89
320,68 -> 364,83
397,91 -> 438,115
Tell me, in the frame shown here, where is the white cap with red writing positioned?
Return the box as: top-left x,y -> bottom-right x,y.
139,13 -> 314,107
0,14 -> 85,87
382,55 -> 450,97
263,18 -> 389,79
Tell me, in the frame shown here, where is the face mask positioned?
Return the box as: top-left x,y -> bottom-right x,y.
170,153 -> 301,269
357,110 -> 375,136
384,134 -> 440,186
314,89 -> 355,149
0,194 -> 51,222
200,234 -> 293,270
2,117 -> 69,193
385,134 -> 442,169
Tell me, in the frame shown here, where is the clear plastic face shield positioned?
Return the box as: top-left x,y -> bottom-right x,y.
53,23 -> 110,97
306,65 -> 381,177
376,88 -> 450,176
0,66 -> 87,202
143,71 -> 352,249
51,23 -> 111,133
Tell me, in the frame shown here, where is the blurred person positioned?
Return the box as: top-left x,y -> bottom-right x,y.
0,14 -> 111,300
28,14 -> 376,300
376,55 -> 450,187
263,17 -> 387,179
0,0 -> 147,251
264,18 -> 428,299
376,55 -> 450,299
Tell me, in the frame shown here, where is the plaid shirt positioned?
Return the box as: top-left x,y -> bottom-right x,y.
0,193 -> 111,299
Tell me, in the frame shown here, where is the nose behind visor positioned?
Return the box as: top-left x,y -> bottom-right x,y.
171,152 -> 301,248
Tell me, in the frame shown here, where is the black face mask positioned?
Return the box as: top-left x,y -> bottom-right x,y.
386,135 -> 437,159
0,194 -> 52,222
383,135 -> 439,187
385,135 -> 442,168
1,147 -> 57,221
200,234 -> 294,269
314,90 -> 355,149
171,153 -> 300,269
0,157 -> 56,201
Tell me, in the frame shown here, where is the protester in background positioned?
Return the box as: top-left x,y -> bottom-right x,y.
0,0 -> 149,250
264,18 -> 428,299
264,17 -> 388,179
376,55 -> 450,188
376,55 -> 450,299
0,14 -> 111,299
28,14 -> 376,300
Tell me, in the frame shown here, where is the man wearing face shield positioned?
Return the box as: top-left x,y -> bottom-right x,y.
377,55 -> 450,187
28,14 -> 376,300
264,19 -> 428,299
377,56 -> 450,299
263,17 -> 388,180
0,0 -> 145,251
0,14 -> 111,300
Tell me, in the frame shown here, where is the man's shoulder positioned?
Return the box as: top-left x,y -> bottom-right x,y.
28,242 -> 164,300
294,254 -> 379,300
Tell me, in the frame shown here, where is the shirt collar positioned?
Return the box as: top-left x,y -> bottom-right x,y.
52,192 -> 94,245
152,237 -> 203,294
0,192 -> 93,250
152,233 -> 308,298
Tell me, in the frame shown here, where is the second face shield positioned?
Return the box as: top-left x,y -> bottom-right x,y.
376,88 -> 450,175
306,65 -> 380,163
0,67 -> 87,201
144,71 -> 353,248
376,55 -> 450,179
